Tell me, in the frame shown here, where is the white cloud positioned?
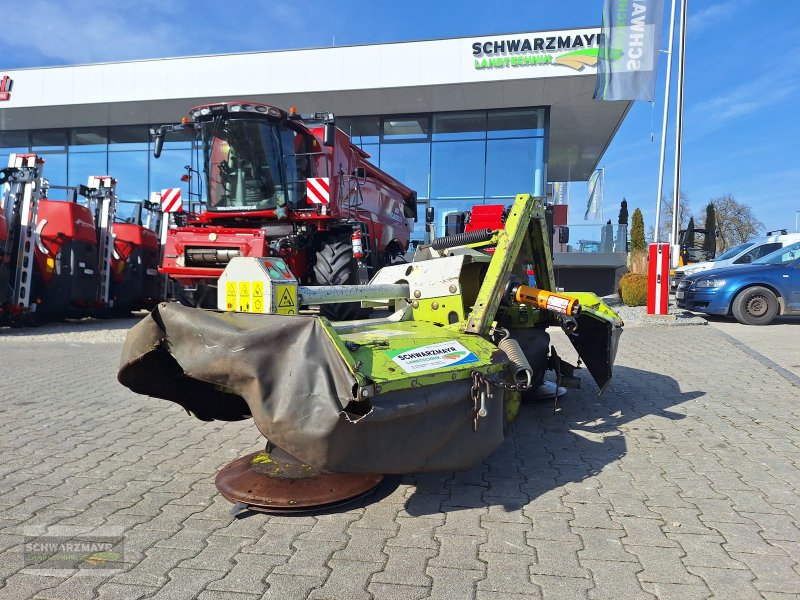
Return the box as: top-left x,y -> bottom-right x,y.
0,0 -> 304,65
688,0 -> 750,35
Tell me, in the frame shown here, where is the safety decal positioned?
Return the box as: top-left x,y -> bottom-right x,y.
276,284 -> 296,315
386,340 -> 479,374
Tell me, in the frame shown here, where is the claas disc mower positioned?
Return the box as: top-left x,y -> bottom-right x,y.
118,194 -> 623,513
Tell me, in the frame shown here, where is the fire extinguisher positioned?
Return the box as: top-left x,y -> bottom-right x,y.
351,228 -> 364,259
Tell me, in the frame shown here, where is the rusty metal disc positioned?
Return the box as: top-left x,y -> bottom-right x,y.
215,448 -> 383,513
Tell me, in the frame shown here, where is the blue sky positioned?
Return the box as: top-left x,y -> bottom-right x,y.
1,0 -> 798,233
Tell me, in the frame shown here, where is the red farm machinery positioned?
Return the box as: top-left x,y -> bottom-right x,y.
0,154 -> 162,324
151,101 -> 417,320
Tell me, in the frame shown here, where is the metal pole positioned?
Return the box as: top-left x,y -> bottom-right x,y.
795,210 -> 799,233
670,0 -> 688,267
654,0 -> 678,243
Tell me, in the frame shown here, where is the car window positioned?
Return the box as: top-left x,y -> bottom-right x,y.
714,242 -> 753,261
755,241 -> 800,265
734,242 -> 782,264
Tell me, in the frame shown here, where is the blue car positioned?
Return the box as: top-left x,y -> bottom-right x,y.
675,241 -> 800,325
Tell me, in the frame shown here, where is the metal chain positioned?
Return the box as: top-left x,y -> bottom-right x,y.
470,371 -> 482,432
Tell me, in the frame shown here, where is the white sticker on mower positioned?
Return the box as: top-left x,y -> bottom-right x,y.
388,340 -> 479,374
339,329 -> 410,342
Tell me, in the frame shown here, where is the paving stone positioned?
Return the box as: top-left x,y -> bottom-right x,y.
625,545 -> 704,585
479,521 -> 534,555
436,507 -> 488,537
739,511 -> 800,542
306,559 -> 384,600
575,527 -> 638,563
239,522 -> 313,557
367,582 -> 430,600
197,591 -> 260,600
709,521 -> 789,556
371,546 -> 436,587
615,515 -> 678,548
261,574 -> 325,600
729,551 -> 800,594
95,582 -> 158,600
666,532 -> 746,569
331,526 -> 392,563
428,534 -> 483,571
687,566 -> 762,599
528,574 -> 592,600
30,573 -> 107,600
477,551 -> 539,596
205,553 -> 282,594
271,539 -> 344,578
528,539 -> 590,579
640,582 -> 712,600
525,511 -> 578,542
179,534 -> 250,572
149,567 -> 221,600
582,559 -> 655,600
425,567 -> 484,600
112,547 -> 197,588
385,516 -> 439,550
566,502 -> 620,530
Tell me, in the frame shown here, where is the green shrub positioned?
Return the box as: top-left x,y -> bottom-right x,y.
620,273 -> 648,306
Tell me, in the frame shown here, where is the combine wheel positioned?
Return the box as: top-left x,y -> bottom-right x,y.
313,237 -> 370,321
731,286 -> 778,325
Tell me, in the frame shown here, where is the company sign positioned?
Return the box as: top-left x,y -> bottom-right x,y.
471,32 -> 601,71
0,76 -> 12,101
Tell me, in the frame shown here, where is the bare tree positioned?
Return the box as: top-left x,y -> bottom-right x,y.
711,194 -> 764,251
648,191 -> 691,242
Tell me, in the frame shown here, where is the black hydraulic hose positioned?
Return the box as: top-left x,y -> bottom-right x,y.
429,228 -> 493,251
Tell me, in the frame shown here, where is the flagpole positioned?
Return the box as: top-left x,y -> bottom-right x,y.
654,0 -> 678,243
670,0 -> 688,266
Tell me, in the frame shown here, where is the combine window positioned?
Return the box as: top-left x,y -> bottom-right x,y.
206,120 -> 287,211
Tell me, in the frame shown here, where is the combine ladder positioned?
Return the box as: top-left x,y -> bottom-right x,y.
0,154 -> 45,313
79,176 -> 118,307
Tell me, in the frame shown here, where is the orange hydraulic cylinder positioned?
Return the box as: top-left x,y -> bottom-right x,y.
512,285 -> 581,316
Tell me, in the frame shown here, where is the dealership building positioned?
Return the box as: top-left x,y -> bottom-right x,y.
0,27 -> 630,239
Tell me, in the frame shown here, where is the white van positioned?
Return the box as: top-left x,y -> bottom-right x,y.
673,230 -> 800,288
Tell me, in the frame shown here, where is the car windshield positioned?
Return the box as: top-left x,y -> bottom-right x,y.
713,241 -> 753,261
754,241 -> 800,265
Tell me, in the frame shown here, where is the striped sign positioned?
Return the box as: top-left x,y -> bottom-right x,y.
160,188 -> 183,213
647,242 -> 670,315
306,177 -> 330,205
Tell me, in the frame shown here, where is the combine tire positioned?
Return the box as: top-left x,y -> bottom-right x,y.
731,286 -> 778,326
313,238 -> 370,321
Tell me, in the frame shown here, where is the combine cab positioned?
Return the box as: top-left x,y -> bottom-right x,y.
152,102 -> 417,319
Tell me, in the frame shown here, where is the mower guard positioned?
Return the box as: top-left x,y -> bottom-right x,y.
119,302 -> 507,474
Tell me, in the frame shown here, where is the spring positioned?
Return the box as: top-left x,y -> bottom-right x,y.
429,228 -> 493,251
498,337 -> 533,389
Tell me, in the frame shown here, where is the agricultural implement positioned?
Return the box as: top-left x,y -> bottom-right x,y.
118,194 -> 623,513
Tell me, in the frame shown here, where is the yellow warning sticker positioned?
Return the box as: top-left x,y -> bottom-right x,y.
252,281 -> 264,298
252,297 -> 264,313
276,284 -> 296,315
238,281 -> 249,297
225,281 -> 237,310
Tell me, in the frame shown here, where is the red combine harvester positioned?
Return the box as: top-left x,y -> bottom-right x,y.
151,101 -> 417,319
32,196 -> 101,318
110,200 -> 163,313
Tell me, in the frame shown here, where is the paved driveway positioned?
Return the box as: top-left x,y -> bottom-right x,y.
0,323 -> 799,599
705,315 -> 800,379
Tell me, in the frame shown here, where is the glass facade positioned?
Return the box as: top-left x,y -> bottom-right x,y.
0,106 -> 547,239
339,107 -> 546,237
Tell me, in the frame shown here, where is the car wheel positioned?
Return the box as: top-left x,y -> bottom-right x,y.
731,286 -> 779,325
